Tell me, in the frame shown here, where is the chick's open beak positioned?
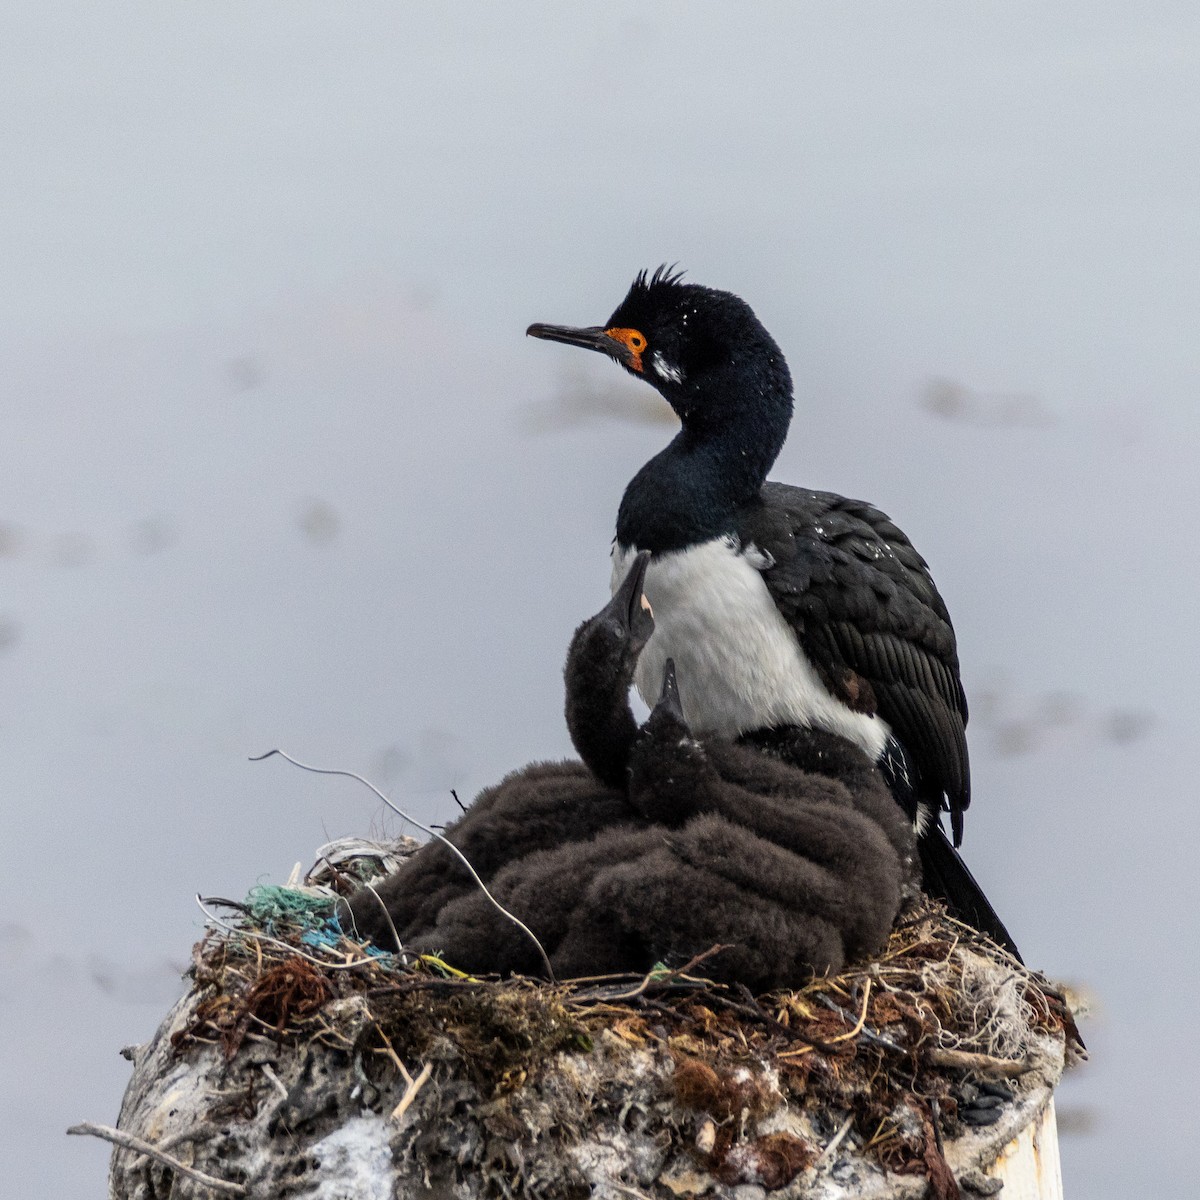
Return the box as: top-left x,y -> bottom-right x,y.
612,550 -> 652,630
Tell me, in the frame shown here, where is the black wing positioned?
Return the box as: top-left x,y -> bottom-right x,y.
739,483 -> 970,845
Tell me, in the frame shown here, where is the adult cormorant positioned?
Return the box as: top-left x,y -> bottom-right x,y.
528,268 -> 1018,958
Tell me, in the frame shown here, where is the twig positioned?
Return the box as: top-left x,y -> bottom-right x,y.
260,1063 -> 289,1101
815,1113 -> 855,1166
365,975 -> 493,1001
924,1046 -> 1036,1077
66,1123 -> 247,1196
729,983 -> 841,1055
734,982 -> 810,1043
930,1096 -> 945,1155
251,748 -> 556,983
371,1024 -> 415,1087
634,994 -> 688,1026
699,992 -> 838,1055
940,911 -> 1027,967
607,944 -> 726,999
826,979 -> 872,1045
390,1060 -> 432,1122
450,788 -> 466,813
156,1124 -> 224,1154
814,993 -> 907,1054
565,944 -> 727,1003
866,1115 -> 901,1151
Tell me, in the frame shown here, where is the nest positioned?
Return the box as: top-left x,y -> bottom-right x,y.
107,840 -> 1082,1200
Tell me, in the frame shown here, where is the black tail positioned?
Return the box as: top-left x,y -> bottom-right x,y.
918,826 -> 1022,963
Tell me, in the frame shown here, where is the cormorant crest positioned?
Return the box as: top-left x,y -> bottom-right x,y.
631,263 -> 688,294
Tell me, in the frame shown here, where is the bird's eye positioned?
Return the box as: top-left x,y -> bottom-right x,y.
603,327 -> 649,370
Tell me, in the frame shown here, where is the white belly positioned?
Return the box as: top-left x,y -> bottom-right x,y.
611,538 -> 890,759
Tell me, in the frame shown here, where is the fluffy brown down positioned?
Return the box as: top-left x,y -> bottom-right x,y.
341,724 -> 914,990
339,560 -> 916,989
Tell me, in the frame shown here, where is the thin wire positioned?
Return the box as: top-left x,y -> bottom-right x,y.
250,748 -> 555,982
359,879 -> 407,959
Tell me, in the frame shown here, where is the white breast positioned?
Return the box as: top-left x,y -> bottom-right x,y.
611,538 -> 890,760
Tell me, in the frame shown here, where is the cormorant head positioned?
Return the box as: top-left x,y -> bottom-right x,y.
603,549 -> 654,654
569,550 -> 654,675
528,266 -> 793,432
638,658 -> 695,753
563,552 -> 656,788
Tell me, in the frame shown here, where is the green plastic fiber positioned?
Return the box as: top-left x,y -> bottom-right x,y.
245,884 -> 335,929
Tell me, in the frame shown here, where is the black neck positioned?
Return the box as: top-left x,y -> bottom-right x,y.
564,623 -> 640,790
615,366 -> 793,554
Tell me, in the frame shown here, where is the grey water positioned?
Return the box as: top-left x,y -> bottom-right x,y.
2,4 -> 1197,1196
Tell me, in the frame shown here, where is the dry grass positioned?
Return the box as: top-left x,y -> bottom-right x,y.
170,880 -> 1081,1197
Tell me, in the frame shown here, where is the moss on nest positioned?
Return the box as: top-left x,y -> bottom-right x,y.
369,981 -> 592,1097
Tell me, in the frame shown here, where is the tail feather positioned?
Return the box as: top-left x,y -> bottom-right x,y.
918,826 -> 1022,962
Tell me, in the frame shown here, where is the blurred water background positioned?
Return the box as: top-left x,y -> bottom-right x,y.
2,4 -> 1198,1196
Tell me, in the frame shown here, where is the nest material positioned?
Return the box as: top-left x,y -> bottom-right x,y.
108,843 -> 1081,1200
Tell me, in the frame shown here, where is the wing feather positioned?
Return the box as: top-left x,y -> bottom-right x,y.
739,483 -> 970,843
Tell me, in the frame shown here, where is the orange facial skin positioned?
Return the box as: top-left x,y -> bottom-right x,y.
604,327 -> 647,373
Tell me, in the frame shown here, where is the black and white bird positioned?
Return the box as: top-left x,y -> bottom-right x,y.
528,266 -> 1019,958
